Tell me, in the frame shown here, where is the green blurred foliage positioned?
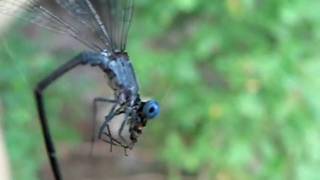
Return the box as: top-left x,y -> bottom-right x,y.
131,0 -> 320,179
1,0 -> 320,179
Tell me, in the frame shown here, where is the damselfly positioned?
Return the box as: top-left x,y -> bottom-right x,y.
0,0 -> 160,179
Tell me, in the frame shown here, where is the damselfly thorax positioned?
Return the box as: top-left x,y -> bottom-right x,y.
103,52 -> 140,103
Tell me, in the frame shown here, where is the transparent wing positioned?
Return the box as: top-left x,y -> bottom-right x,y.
0,0 -> 134,53
55,0 -> 112,50
96,0 -> 134,52
0,0 -> 105,51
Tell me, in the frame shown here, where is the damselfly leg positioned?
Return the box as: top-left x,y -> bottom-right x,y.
98,105 -> 133,151
91,97 -> 117,154
97,99 -> 120,149
118,109 -> 130,147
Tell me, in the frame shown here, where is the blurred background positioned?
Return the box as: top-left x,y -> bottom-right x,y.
0,0 -> 320,179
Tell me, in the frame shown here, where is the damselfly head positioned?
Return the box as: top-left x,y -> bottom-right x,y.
128,99 -> 160,144
142,100 -> 160,120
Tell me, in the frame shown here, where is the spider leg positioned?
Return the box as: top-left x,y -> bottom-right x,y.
34,52 -> 106,180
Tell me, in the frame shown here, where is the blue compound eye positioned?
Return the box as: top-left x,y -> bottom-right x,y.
142,100 -> 160,119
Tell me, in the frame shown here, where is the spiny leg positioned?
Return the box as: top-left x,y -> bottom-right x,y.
34,52 -> 100,180
102,132 -> 123,146
118,109 -> 130,151
98,101 -> 120,151
91,97 -> 117,155
101,132 -> 121,146
105,125 -> 116,151
98,102 -> 118,138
